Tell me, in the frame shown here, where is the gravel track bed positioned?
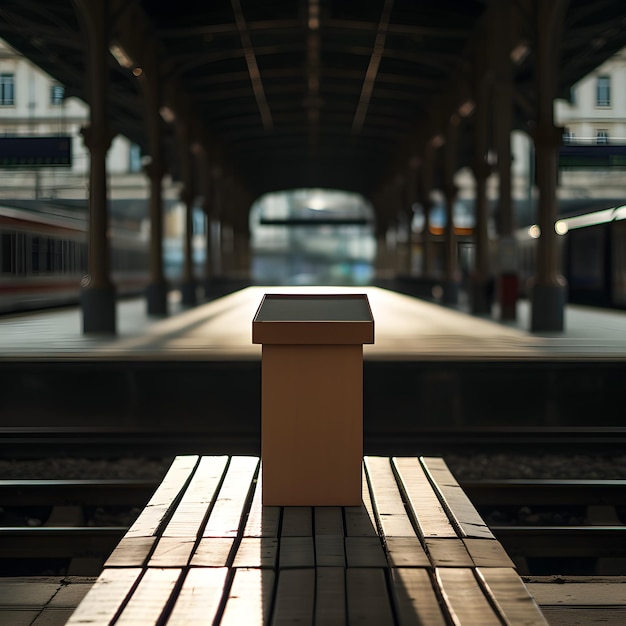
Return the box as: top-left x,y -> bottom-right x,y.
1,453 -> 625,481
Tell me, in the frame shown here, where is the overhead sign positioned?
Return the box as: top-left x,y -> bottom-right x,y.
0,136 -> 72,167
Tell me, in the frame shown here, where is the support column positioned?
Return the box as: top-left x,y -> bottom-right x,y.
493,0 -> 518,321
530,0 -> 568,332
175,119 -> 197,307
145,161 -> 168,315
470,69 -> 493,315
470,162 -> 492,314
138,60 -> 168,316
372,194 -> 393,285
442,117 -> 460,305
180,187 -> 198,306
393,176 -> 410,275
74,0 -> 116,334
404,165 -> 417,275
419,141 -> 435,284
199,147 -> 215,298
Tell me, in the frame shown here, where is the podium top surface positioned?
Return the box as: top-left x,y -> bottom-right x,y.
252,294 -> 374,344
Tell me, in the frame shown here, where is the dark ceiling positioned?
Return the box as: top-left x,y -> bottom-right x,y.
1,0 -> 625,207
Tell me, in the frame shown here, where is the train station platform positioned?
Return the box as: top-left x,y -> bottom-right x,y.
1,284 -> 626,360
1,286 -> 625,441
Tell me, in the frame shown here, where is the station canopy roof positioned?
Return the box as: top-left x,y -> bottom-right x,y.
1,1 -> 626,205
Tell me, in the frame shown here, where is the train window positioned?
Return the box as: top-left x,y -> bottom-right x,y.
15,233 -> 26,274
79,242 -> 87,273
46,238 -> 54,272
62,240 -> 70,273
1,233 -> 13,273
31,236 -> 40,273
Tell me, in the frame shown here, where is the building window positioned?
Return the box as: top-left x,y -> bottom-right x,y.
50,84 -> 65,105
596,130 -> 609,144
563,128 -> 575,144
596,75 -> 611,107
128,143 -> 142,173
0,73 -> 15,106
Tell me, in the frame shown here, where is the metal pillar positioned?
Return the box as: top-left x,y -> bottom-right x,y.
404,165 -> 417,274
175,119 -> 197,307
492,0 -> 518,321
74,0 -> 116,334
139,59 -> 168,317
180,187 -> 198,306
442,117 -> 460,305
145,160 -> 168,316
470,70 -> 493,315
530,0 -> 568,332
199,148 -> 215,299
420,142 -> 435,281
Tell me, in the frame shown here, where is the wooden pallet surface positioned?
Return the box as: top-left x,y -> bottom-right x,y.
67,455 -> 549,625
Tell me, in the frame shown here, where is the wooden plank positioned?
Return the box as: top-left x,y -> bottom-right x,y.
202,456 -> 259,537
384,536 -> 430,568
424,538 -> 473,567
115,568 -> 181,625
344,503 -> 378,537
148,538 -> 195,568
464,538 -> 515,568
393,457 -> 457,539
244,467 -> 280,538
104,536 -> 156,568
279,537 -> 315,568
189,537 -> 235,567
477,567 -> 550,625
272,568 -> 315,626
233,537 -> 278,568
281,507 -> 312,536
126,455 -> 198,538
421,457 -> 494,540
162,456 -> 229,538
435,567 -> 502,626
220,568 -> 275,626
345,537 -> 387,567
315,567 -> 346,626
346,568 -> 394,626
345,468 -> 378,537
166,567 -> 228,626
66,568 -> 142,625
390,568 -> 447,626
315,536 -> 346,567
314,507 -> 344,535
364,456 -> 417,538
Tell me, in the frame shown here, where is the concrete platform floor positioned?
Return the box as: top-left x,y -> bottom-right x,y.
1,286 -> 626,361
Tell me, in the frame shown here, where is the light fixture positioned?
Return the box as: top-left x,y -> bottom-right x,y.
510,41 -> 529,65
159,106 -> 176,123
109,43 -> 134,69
458,100 -> 475,117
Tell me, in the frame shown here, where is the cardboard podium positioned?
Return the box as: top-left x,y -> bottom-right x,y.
252,294 -> 374,506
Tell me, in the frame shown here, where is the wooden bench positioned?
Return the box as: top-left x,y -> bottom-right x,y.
66,455 -> 549,625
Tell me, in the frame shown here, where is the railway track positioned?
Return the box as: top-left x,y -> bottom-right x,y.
2,426 -> 626,458
1,477 -> 625,576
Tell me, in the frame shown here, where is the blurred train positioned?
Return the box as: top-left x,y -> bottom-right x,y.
0,200 -> 150,314
516,203 -> 626,308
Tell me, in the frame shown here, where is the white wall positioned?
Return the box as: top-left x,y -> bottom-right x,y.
0,38 -> 136,182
